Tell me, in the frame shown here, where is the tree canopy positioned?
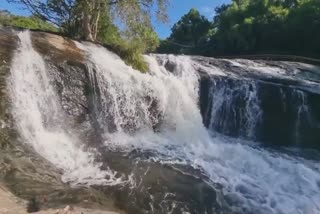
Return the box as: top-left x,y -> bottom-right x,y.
170,9 -> 211,46
158,0 -> 320,58
158,8 -> 212,55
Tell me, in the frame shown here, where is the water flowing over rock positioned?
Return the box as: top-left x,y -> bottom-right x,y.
0,28 -> 320,214
187,56 -> 320,148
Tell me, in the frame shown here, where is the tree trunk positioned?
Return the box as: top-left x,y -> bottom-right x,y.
92,10 -> 101,41
83,12 -> 94,41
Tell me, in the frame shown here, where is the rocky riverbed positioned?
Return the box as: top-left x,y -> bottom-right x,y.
0,183 -> 119,214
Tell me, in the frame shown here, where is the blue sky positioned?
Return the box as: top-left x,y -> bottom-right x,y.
153,0 -> 231,38
0,0 -> 231,38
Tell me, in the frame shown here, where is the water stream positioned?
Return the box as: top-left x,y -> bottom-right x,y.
8,31 -> 126,186
7,31 -> 320,213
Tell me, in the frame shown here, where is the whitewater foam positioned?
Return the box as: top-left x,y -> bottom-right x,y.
8,31 -> 127,186
76,43 -> 320,213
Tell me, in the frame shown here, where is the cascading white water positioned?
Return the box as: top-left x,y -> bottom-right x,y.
206,78 -> 262,139
75,42 -> 320,213
76,43 -> 209,151
294,90 -> 311,143
8,31 -> 126,186
6,30 -> 319,213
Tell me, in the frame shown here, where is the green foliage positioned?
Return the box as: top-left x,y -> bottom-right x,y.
118,43 -> 149,72
158,0 -> 320,58
128,24 -> 160,53
157,8 -> 211,54
96,14 -> 158,72
97,1 -> 162,72
105,39 -> 149,72
211,0 -> 292,54
0,12 -> 58,32
6,0 -> 169,72
170,8 -> 211,46
286,0 -> 320,54
96,13 -> 122,45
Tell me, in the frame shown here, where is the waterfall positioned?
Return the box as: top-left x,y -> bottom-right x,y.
205,77 -> 262,139
8,31 -> 125,186
74,44 -> 320,213
7,31 -> 320,213
294,90 -> 311,143
76,43 -> 209,151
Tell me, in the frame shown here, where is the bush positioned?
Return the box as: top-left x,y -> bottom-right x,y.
0,13 -> 58,32
103,39 -> 149,73
97,15 -> 152,73
1,11 -> 152,73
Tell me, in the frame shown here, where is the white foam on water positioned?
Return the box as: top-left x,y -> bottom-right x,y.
8,31 -> 127,186
73,41 -> 320,213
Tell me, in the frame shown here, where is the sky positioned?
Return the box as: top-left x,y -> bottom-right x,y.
153,0 -> 231,38
0,0 -> 231,39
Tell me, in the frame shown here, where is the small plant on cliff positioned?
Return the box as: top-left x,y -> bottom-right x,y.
96,12 -> 160,72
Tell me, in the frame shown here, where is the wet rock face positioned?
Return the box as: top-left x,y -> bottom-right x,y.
31,31 -> 90,127
0,28 -> 121,212
257,82 -> 320,148
156,54 -> 320,148
0,28 -> 17,149
198,58 -> 320,149
200,76 -> 262,139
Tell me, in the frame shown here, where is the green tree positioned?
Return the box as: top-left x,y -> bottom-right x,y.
169,8 -> 211,46
286,0 -> 320,55
207,0 -> 318,56
158,0 -> 320,58
7,0 -> 169,42
7,0 -> 168,72
215,0 -> 319,56
158,8 -> 211,54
